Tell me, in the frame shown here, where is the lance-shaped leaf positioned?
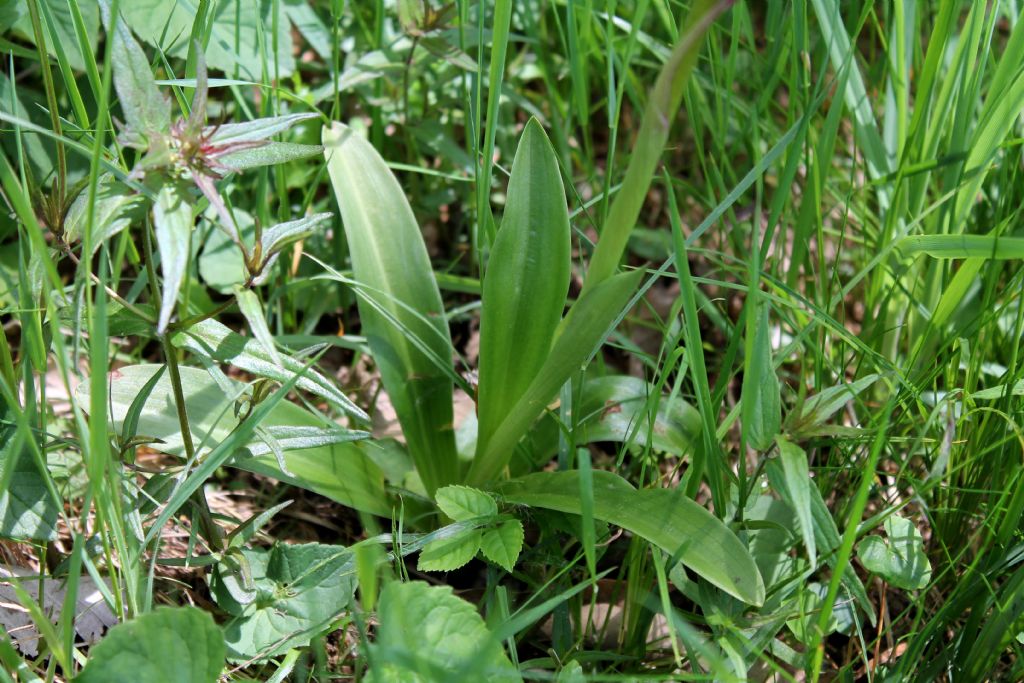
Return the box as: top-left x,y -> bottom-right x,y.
218,142 -> 324,171
740,303 -> 780,451
498,470 -> 766,606
467,269 -> 643,486
258,212 -> 331,265
476,119 -> 570,457
100,0 -> 170,138
323,122 -> 458,496
209,112 -> 319,144
234,287 -> 281,367
775,436 -> 816,565
171,318 -> 368,421
63,175 -> 144,249
153,183 -> 192,333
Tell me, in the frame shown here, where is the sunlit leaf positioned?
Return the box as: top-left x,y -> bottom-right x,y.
152,183 -> 192,333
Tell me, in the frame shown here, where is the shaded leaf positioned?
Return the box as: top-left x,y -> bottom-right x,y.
857,514 -> 932,590
0,405 -> 57,542
775,436 -> 816,564
365,581 -> 522,682
210,543 -> 356,661
740,304 -> 780,451
63,175 -> 144,249
76,606 -> 223,683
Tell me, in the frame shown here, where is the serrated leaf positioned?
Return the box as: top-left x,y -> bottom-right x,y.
210,543 -> 356,661
234,287 -> 281,366
76,364 -> 388,516
435,485 -> 497,521
741,303 -> 780,451
152,183 -> 192,333
172,318 -> 367,421
76,606 -> 223,683
366,581 -> 522,682
323,122 -> 457,495
418,528 -> 482,572
498,470 -> 765,606
477,119 -> 570,458
857,514 -> 932,590
480,519 -> 524,572
101,0 -> 170,137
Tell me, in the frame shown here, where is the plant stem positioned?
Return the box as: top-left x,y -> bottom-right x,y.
25,0 -> 66,207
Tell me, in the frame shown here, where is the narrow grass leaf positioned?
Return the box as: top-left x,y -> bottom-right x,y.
898,234 -> 1024,260
323,122 -> 458,495
477,118 -> 570,456
498,470 -> 765,606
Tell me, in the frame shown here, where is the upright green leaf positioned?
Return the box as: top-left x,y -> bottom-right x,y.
100,0 -> 170,137
477,119 -> 570,457
857,514 -> 932,590
366,581 -> 522,682
152,183 -> 191,333
775,436 -> 816,565
740,304 -> 780,451
583,0 -> 724,293
498,470 -> 765,606
76,607 -> 224,683
468,269 -> 643,486
234,287 -> 281,367
323,122 -> 458,496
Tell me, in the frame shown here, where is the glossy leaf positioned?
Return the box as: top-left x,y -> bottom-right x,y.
498,470 -> 765,605
172,318 -> 367,421
365,581 -> 522,682
477,119 -> 570,456
323,122 -> 457,495
468,269 -> 643,486
152,183 -> 192,333
210,543 -> 356,661
76,364 -> 389,516
76,607 -> 223,683
480,519 -> 524,573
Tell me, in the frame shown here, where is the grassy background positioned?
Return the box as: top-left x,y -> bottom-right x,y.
1,0 -> 1023,680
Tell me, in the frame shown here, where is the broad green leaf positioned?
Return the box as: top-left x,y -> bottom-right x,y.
76,606 -> 223,683
856,514 -> 932,590
435,485 -> 497,522
0,73 -> 54,182
785,582 -> 856,644
258,212 -> 331,265
971,380 -> 1024,400
583,0 -> 723,293
898,234 -> 1024,260
234,287 -> 281,367
172,318 -> 368,421
283,0 -> 332,59
556,661 -> 586,683
418,528 -> 483,572
210,543 -> 356,661
13,0 -> 97,73
789,374 -> 880,434
152,183 -> 192,333
365,581 -> 522,682
101,0 -> 170,137
198,214 -> 252,293
775,436 -> 816,565
498,470 -> 765,606
740,304 -> 780,451
120,0 -> 295,80
468,269 -> 643,486
479,519 -> 524,572
477,119 -> 570,456
323,122 -> 457,495
0,404 -> 57,541
63,175 -> 144,249
76,364 -> 389,516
